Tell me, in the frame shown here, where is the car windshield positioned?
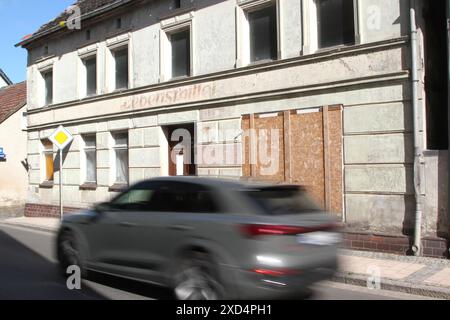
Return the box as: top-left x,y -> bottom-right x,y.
245,187 -> 322,215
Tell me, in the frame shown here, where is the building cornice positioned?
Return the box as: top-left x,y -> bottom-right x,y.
27,36 -> 409,119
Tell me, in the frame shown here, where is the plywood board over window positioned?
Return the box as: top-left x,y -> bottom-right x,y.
242,105 -> 343,215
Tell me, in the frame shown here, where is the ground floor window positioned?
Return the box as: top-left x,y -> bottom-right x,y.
42,139 -> 54,182
112,132 -> 129,185
82,134 -> 97,184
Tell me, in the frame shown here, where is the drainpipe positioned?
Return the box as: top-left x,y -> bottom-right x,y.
447,0 -> 450,257
410,0 -> 424,256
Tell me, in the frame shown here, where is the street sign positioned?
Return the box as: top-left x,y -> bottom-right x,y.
48,125 -> 74,150
48,125 -> 73,222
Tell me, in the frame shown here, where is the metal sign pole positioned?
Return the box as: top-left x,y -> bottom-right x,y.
60,149 -> 63,222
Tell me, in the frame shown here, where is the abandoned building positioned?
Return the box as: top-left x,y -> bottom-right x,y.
16,0 -> 449,257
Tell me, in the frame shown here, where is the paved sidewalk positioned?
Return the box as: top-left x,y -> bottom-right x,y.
1,217 -> 449,299
0,216 -> 60,232
335,249 -> 450,299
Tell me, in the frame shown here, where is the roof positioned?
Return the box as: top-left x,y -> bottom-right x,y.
16,0 -> 133,47
0,69 -> 13,86
36,0 -> 119,34
0,82 -> 27,125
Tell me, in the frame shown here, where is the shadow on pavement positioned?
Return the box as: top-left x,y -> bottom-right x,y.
86,271 -> 175,300
0,230 -> 106,300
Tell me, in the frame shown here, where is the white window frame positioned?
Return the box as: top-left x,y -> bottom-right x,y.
106,33 -> 132,92
80,134 -> 97,184
159,12 -> 195,82
302,0 -> 360,55
78,44 -> 99,99
39,67 -> 54,107
36,57 -> 56,107
236,0 -> 282,68
110,131 -> 129,186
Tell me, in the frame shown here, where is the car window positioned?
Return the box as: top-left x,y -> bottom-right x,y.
150,182 -> 220,213
244,187 -> 322,215
111,184 -> 156,211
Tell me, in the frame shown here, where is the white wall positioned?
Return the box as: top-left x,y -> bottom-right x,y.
0,105 -> 28,215
25,0 -> 408,110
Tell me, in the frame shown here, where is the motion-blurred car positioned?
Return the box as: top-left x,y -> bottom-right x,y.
56,177 -> 341,300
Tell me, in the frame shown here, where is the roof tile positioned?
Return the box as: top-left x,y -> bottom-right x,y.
0,82 -> 27,125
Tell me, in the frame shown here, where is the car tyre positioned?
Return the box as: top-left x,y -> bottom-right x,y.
57,229 -> 87,278
173,251 -> 226,300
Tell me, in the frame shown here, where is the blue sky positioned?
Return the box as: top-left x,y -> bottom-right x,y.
0,0 -> 74,83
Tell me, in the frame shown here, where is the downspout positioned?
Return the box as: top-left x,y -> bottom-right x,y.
410,0 -> 424,256
447,0 -> 450,257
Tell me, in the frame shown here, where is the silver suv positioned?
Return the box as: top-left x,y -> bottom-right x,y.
56,177 -> 340,300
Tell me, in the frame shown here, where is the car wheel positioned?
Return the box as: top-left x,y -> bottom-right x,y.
173,251 -> 225,300
57,230 -> 85,278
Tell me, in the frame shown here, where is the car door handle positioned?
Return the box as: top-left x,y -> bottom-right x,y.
168,224 -> 193,231
119,222 -> 137,228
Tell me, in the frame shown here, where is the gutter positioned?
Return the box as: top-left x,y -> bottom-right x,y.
410,0 -> 424,256
15,0 -> 135,48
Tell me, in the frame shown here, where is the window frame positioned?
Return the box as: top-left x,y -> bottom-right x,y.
236,0 -> 282,68
81,134 -> 97,185
111,131 -> 129,186
42,69 -> 53,106
160,12 -> 195,82
41,139 -> 54,183
81,54 -> 98,98
169,28 -> 192,79
302,0 -> 360,54
112,46 -> 130,91
105,33 -> 132,93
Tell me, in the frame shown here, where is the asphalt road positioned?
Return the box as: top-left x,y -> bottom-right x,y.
0,224 -> 433,300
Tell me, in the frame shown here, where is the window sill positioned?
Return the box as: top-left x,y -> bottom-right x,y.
248,58 -> 276,66
80,183 -> 97,191
108,183 -> 128,192
39,181 -> 54,189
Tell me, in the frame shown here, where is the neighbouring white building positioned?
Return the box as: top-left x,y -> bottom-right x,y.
17,0 -> 449,257
0,80 -> 28,216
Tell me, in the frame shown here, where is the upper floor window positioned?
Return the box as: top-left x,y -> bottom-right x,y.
317,0 -> 355,48
42,69 -> 53,105
248,4 -> 277,63
170,29 -> 191,78
113,47 -> 129,90
83,56 -> 97,97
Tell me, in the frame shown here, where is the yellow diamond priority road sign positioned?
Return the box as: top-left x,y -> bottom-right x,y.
48,125 -> 73,150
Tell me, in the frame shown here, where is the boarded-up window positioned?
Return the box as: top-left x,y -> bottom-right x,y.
42,139 -> 54,181
242,106 -> 343,215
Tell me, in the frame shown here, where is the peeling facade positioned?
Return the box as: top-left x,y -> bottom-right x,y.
19,0 -> 449,257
